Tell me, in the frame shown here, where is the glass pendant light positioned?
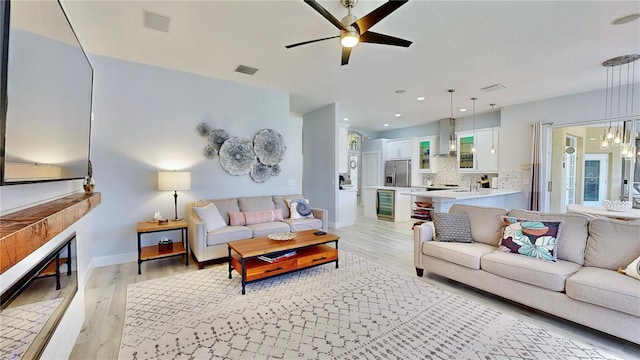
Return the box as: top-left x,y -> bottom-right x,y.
490,104 -> 496,154
601,54 -> 639,150
470,97 -> 477,153
448,89 -> 456,152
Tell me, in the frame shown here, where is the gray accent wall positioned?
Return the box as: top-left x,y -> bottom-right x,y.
303,104 -> 339,227
88,54 -> 301,262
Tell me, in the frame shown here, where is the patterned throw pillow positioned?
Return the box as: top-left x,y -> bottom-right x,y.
244,209 -> 284,225
497,216 -> 562,262
229,209 -> 284,226
430,212 -> 473,243
286,199 -> 315,219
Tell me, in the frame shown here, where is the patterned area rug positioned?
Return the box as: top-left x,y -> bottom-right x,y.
119,253 -> 619,359
1,297 -> 63,359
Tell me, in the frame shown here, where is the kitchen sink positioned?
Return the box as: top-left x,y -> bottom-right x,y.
452,189 -> 470,192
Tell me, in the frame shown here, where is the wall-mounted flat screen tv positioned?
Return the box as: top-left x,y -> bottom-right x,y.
1,0 -> 93,185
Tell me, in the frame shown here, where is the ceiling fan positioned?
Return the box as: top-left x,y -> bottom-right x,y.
285,0 -> 412,65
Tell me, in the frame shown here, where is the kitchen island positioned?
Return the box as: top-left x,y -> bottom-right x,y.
362,186 -> 412,221
403,188 -> 525,217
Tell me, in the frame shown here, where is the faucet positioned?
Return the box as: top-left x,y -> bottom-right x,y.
461,175 -> 476,191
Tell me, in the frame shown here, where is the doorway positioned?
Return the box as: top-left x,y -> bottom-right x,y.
583,154 -> 608,207
564,135 -> 577,207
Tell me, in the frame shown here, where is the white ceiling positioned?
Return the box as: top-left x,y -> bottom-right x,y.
62,0 -> 640,132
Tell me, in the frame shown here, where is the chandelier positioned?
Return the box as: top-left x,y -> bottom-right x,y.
599,54 -> 639,160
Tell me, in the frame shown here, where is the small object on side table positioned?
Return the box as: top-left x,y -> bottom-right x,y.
158,239 -> 173,253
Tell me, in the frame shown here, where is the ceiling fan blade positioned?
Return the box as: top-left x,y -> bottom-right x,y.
304,0 -> 349,31
354,0 -> 408,34
341,47 -> 352,66
285,35 -> 339,49
360,31 -> 412,47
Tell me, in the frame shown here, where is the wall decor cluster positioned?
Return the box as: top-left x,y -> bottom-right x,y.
197,124 -> 286,183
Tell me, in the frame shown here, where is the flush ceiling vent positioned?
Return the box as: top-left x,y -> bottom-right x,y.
143,10 -> 170,33
481,84 -> 506,92
235,65 -> 259,76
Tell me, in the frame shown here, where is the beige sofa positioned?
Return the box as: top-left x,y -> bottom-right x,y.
413,204 -> 640,344
187,194 -> 328,267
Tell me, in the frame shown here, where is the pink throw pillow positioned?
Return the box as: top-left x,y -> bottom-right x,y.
228,211 -> 246,226
244,209 -> 283,225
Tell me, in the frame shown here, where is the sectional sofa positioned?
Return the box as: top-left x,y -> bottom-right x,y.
187,194 -> 328,267
413,204 -> 640,344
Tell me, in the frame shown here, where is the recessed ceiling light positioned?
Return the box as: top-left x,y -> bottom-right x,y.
612,13 -> 640,25
343,117 -> 349,121
417,97 -> 425,101
383,123 -> 389,127
459,108 -> 467,112
395,113 -> 402,117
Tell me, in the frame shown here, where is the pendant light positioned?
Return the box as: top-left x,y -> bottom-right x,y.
470,97 -> 477,153
448,89 -> 456,152
600,54 -> 639,151
490,104 -> 496,154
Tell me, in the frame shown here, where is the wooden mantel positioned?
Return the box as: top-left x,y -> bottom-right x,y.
0,192 -> 101,274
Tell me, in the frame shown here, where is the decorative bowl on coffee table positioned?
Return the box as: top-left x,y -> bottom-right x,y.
268,232 -> 297,241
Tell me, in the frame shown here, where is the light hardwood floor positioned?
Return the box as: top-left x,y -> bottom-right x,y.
70,209 -> 640,359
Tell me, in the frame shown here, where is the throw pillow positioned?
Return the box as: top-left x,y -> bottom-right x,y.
497,216 -> 562,262
430,212 -> 473,243
286,198 -> 315,219
228,211 -> 246,226
192,203 -> 227,232
622,255 -> 640,280
244,209 -> 284,225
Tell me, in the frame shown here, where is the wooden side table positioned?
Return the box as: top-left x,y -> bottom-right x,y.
136,219 -> 189,274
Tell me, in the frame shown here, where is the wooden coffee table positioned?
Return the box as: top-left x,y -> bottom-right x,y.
227,230 -> 339,294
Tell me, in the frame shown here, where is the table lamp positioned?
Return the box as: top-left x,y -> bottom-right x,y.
158,171 -> 191,221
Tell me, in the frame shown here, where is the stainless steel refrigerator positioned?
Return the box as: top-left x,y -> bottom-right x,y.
385,160 -> 411,187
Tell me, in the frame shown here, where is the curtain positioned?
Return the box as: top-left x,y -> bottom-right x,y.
529,122 -> 542,211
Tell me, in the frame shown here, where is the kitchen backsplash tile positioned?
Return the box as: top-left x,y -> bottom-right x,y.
422,157 -> 498,188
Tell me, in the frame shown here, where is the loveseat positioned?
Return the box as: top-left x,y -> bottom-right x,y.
187,194 -> 327,267
413,204 -> 640,344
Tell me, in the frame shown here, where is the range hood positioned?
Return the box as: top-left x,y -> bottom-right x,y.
436,118 -> 456,156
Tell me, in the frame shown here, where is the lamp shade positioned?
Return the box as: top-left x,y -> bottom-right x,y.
158,171 -> 191,191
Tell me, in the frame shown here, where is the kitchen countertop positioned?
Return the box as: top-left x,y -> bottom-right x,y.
362,186 -> 413,190
403,188 -> 521,200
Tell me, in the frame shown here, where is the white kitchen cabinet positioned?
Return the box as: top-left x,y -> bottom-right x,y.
456,128 -> 499,172
415,136 -> 438,173
476,128 -> 499,172
387,139 -> 412,159
338,123 -> 350,174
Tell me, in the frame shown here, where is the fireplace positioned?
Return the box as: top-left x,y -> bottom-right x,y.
1,233 -> 77,359
0,192 -> 100,359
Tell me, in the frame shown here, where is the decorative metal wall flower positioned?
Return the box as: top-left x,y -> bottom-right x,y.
250,161 -> 271,183
196,124 -> 287,183
219,137 -> 256,175
203,144 -> 217,159
196,122 -> 213,137
253,129 -> 286,166
209,129 -> 230,152
270,164 -> 281,177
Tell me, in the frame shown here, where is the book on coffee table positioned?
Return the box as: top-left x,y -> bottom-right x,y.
258,250 -> 297,263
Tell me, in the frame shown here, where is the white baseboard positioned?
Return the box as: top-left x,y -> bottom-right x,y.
93,251 -> 137,268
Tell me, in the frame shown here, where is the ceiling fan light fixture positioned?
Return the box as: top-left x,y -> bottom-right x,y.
340,29 -> 359,48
